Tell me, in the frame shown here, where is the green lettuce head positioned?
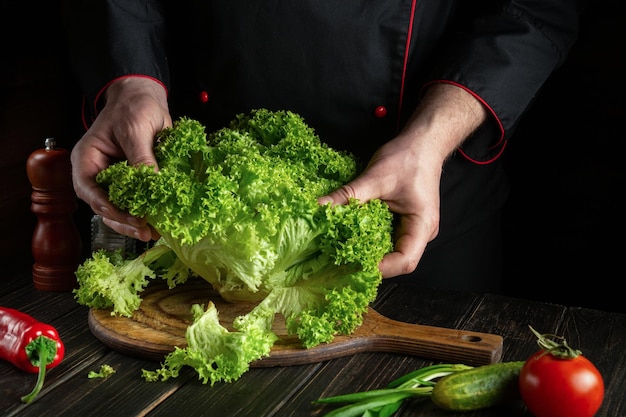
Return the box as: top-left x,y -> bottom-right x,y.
75,109 -> 394,385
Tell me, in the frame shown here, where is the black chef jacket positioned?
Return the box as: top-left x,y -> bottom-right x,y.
63,0 -> 581,285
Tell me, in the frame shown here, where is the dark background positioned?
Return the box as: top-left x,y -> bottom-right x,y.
1,1 -> 624,312
501,1 -> 625,313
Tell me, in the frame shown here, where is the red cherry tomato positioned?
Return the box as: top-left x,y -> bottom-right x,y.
519,349 -> 604,417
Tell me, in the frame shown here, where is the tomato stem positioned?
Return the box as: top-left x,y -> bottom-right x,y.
529,325 -> 582,359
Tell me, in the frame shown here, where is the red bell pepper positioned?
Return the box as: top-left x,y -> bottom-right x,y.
0,306 -> 65,403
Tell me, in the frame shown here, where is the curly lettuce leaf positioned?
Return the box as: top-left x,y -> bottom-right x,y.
78,109 -> 394,384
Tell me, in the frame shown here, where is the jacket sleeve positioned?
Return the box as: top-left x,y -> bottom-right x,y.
425,0 -> 583,162
62,0 -> 169,124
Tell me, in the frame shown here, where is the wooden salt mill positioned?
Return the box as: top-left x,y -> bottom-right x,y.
26,137 -> 82,291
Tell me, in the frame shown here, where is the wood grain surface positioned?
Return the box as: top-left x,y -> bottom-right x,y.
6,267 -> 626,417
88,279 -> 503,366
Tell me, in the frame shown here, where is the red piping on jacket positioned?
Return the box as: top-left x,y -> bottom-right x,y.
423,80 -> 506,165
81,75 -> 168,131
397,3 -> 506,166
396,0 -> 417,133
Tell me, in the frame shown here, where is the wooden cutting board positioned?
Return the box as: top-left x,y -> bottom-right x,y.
88,279 -> 503,367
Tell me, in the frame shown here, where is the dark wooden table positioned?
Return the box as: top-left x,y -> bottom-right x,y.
2,267 -> 625,417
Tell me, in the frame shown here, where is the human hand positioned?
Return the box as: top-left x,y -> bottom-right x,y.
318,83 -> 487,278
318,135 -> 443,278
70,76 -> 171,241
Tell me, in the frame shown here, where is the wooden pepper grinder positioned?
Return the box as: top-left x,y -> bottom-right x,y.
26,137 -> 82,291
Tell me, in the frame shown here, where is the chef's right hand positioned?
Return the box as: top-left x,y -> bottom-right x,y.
70,76 -> 171,241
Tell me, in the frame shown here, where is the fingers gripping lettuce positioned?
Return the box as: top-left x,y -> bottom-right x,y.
74,109 -> 394,385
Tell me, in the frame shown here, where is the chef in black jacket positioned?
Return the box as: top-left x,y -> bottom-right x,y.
62,0 -> 581,292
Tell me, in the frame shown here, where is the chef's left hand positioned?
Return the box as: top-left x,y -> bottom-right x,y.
318,83 -> 488,278
318,134 -> 442,279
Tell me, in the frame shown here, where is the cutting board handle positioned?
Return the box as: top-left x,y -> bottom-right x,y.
257,308 -> 502,367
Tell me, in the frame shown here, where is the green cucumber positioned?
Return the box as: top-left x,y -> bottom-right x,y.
431,361 -> 525,411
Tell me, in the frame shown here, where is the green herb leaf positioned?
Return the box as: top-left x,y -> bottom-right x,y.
88,364 -> 116,379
